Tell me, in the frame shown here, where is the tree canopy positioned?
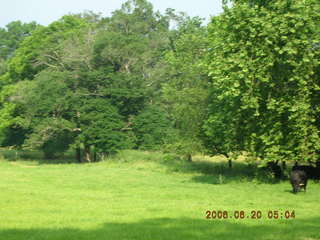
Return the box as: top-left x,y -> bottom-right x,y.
205,0 -> 320,162
0,0 -> 319,165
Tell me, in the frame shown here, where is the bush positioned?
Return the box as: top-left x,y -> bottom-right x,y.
132,106 -> 173,150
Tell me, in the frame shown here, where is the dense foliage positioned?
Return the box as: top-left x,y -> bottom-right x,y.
205,0 -> 320,162
0,0 -> 319,164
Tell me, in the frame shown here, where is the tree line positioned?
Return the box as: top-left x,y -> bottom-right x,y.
0,0 -> 319,164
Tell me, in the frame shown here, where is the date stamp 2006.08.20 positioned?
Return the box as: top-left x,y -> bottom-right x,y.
205,210 -> 296,220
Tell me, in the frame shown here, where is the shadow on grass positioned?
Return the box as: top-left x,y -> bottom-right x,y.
0,149 -> 77,164
0,149 -> 287,184
162,157 -> 282,184
1,217 -> 319,240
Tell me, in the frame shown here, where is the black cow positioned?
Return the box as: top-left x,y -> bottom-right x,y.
290,170 -> 308,193
292,162 -> 320,180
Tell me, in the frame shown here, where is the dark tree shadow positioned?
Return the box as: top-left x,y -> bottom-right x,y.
0,149 -> 77,164
0,149 -> 290,183
1,217 -> 319,240
162,157 -> 283,184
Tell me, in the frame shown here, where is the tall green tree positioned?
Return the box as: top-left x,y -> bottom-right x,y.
161,17 -> 209,161
93,0 -> 171,115
0,1 -> 173,160
0,15 -> 94,156
205,0 -> 320,163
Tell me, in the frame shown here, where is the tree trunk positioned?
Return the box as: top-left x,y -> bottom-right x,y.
282,161 -> 286,170
75,112 -> 82,163
222,152 -> 231,168
93,150 -> 97,162
76,147 -> 82,163
228,159 -> 232,168
83,145 -> 91,162
187,153 -> 192,162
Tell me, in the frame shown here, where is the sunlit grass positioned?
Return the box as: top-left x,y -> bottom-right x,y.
0,150 -> 319,240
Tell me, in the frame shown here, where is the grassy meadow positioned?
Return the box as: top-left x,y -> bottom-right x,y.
0,150 -> 319,240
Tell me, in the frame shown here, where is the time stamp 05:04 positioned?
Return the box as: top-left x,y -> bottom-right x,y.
205,210 -> 296,220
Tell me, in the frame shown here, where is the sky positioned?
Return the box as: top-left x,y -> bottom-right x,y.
0,0 -> 223,28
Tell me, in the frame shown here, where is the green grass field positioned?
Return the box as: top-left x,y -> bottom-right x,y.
0,150 -> 319,240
